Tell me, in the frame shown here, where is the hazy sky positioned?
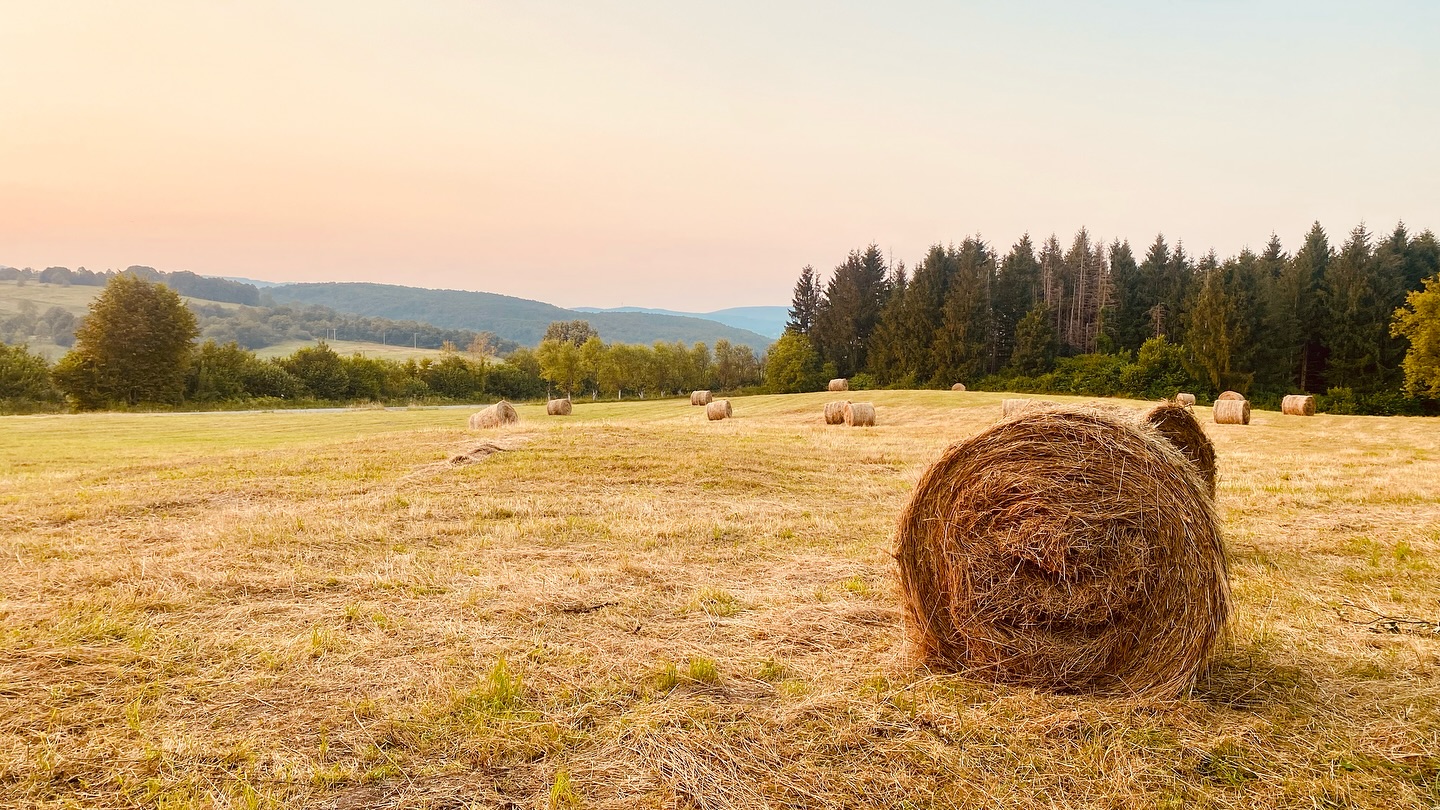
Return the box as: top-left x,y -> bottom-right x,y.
3,2 -> 1437,310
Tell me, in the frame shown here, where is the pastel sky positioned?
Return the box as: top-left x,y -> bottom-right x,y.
3,2 -> 1437,310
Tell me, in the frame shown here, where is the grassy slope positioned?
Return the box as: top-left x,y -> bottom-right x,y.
252,339 -> 448,361
1,391 -> 1437,808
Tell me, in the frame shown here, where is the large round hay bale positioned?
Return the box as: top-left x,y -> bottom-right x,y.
828,378 -> 849,392
951,383 -> 967,392
690,390 -> 712,406
1001,398 -> 1056,418
895,407 -> 1229,697
1281,394 -> 1315,416
1217,390 -> 1245,401
1213,399 -> 1250,425
546,398 -> 572,416
843,402 -> 875,427
706,399 -> 732,421
1175,393 -> 1196,407
824,400 -> 850,425
1142,401 -> 1216,496
469,401 -> 518,429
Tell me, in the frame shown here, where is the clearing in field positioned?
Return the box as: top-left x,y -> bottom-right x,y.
1,391 -> 1438,808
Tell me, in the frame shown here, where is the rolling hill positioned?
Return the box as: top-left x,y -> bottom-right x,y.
267,282 -> 774,348
572,305 -> 788,338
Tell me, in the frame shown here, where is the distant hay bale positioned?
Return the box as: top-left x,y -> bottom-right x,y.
546,398 -> 572,416
1213,399 -> 1250,425
469,401 -> 518,429
824,400 -> 850,425
843,402 -> 875,427
706,399 -> 732,421
1282,394 -> 1315,416
1143,401 -> 1216,496
828,378 -> 849,392
895,407 -> 1230,697
1001,398 -> 1056,418
1175,393 -> 1196,407
690,390 -> 713,406
1217,390 -> 1245,401
951,383 -> 967,392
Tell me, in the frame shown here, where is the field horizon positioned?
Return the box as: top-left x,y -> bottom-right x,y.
2,390 -> 1438,808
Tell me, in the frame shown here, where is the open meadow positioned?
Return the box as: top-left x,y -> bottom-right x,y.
1,391 -> 1438,809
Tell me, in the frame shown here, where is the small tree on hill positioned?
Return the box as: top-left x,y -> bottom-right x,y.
53,273 -> 198,407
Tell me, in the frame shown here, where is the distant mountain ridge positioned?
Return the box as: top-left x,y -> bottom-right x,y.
572,305 -> 788,338
268,282 -> 773,348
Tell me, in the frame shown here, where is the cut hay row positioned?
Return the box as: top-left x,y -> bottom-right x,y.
690,390 -> 713,406
823,400 -> 850,425
546,398 -> 572,416
895,405 -> 1229,697
706,399 -> 732,421
843,402 -> 875,427
828,378 -> 849,392
468,400 -> 518,429
1213,398 -> 1250,425
1282,394 -> 1315,416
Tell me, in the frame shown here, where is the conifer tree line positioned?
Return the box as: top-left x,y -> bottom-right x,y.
779,222 -> 1440,413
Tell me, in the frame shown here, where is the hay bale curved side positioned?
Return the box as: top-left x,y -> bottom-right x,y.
824,400 -> 850,425
843,402 -> 876,427
690,390 -> 713,406
895,408 -> 1229,697
828,378 -> 849,392
1142,401 -> 1216,496
1281,394 -> 1315,416
1217,390 -> 1245,401
469,400 -> 519,429
1213,399 -> 1250,425
546,398 -> 572,416
706,399 -> 732,421
951,383 -> 967,392
1175,393 -> 1196,407
1001,398 -> 1056,418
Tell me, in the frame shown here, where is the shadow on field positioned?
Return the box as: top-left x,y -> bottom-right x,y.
1191,640 -> 1316,709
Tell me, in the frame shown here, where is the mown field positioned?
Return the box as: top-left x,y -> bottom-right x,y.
1,391 -> 1437,809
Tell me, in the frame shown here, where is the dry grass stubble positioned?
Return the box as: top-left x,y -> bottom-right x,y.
1,392 -> 1438,808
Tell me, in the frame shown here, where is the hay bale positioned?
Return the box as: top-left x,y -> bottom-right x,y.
895,407 -> 1229,697
1281,394 -> 1315,416
1213,399 -> 1250,425
843,402 -> 875,427
824,400 -> 850,425
1217,390 -> 1245,401
1175,393 -> 1196,408
951,383 -> 967,392
1142,401 -> 1216,496
690,390 -> 712,406
468,401 -> 518,429
828,378 -> 849,392
706,399 -> 732,421
1001,398 -> 1056,418
546,398 -> 572,416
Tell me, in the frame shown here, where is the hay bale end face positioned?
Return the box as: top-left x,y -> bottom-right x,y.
1001,398 -> 1056,418
690,390 -> 713,406
546,398 -> 572,416
843,402 -> 876,427
828,378 -> 849,392
824,400 -> 850,425
1217,390 -> 1245,401
1282,394 -> 1315,416
1213,399 -> 1250,425
951,383 -> 967,392
895,407 -> 1230,697
706,399 -> 732,421
1175,392 -> 1196,407
1143,401 -> 1216,496
469,401 -> 519,429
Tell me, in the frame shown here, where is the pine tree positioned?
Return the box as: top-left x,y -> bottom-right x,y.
933,237 -> 994,385
1321,224 -> 1381,390
1255,233 -> 1298,390
1136,235 -> 1172,341
992,235 -> 1043,366
1107,239 -> 1145,351
866,262 -> 909,385
1291,222 -> 1333,391
811,245 -> 890,376
890,245 -> 953,383
1183,266 -> 1236,393
1009,304 -> 1057,376
785,265 -> 821,334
